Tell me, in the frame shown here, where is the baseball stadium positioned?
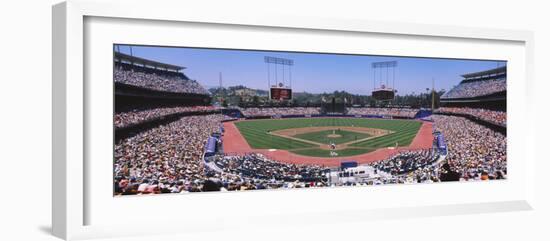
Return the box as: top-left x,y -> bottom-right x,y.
113,45 -> 507,195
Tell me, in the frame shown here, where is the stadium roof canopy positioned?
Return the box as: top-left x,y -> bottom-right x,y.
461,66 -> 506,78
114,52 -> 185,72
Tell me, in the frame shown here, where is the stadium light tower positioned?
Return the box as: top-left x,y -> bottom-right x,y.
265,56 -> 294,88
371,61 -> 398,102
432,78 -> 435,111
265,56 -> 294,101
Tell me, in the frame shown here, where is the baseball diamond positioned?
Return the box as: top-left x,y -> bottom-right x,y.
224,117 -> 432,163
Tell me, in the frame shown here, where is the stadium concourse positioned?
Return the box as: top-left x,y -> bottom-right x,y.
113,54 -> 507,195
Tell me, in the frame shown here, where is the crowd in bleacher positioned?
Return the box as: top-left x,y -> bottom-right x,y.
114,66 -> 209,94
441,77 -> 506,99
239,107 -> 419,118
347,107 -> 419,118
369,115 -> 506,183
202,153 -> 329,191
353,149 -> 441,185
213,154 -> 327,181
113,113 -> 506,195
115,106 -> 221,128
240,107 -> 320,117
432,115 -> 507,181
211,149 -> 442,187
113,114 -> 226,195
436,107 -> 506,126
370,149 -> 438,176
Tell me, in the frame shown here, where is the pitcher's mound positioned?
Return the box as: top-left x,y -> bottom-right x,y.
327,134 -> 342,138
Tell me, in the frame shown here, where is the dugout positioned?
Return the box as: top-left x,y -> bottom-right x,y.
341,161 -> 358,169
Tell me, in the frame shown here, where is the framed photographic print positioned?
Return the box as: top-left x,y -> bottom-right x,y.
52,0 -> 536,240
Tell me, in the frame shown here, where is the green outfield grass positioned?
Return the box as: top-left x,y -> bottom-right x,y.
233,117 -> 422,157
294,129 -> 371,145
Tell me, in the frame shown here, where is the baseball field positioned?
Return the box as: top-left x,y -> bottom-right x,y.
232,117 -> 423,158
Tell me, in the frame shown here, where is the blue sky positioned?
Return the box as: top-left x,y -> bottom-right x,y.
115,45 -> 506,95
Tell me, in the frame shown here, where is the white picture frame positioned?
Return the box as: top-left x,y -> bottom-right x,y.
52,0 -> 536,240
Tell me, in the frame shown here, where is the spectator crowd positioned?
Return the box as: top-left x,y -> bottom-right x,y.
356,149 -> 443,185
436,107 -> 506,126
239,107 -> 419,118
213,154 -> 327,181
441,77 -> 506,99
240,107 -> 321,117
114,66 -> 209,94
115,106 -> 221,128
114,113 -> 506,195
370,149 -> 438,176
114,114 -> 226,195
432,115 -> 506,181
198,153 -> 330,191
347,107 -> 419,118
365,115 -> 506,184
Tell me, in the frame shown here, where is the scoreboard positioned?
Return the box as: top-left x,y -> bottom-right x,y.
372,89 -> 395,101
270,87 -> 292,100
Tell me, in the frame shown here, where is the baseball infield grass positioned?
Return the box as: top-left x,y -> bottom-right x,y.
234,117 -> 422,157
